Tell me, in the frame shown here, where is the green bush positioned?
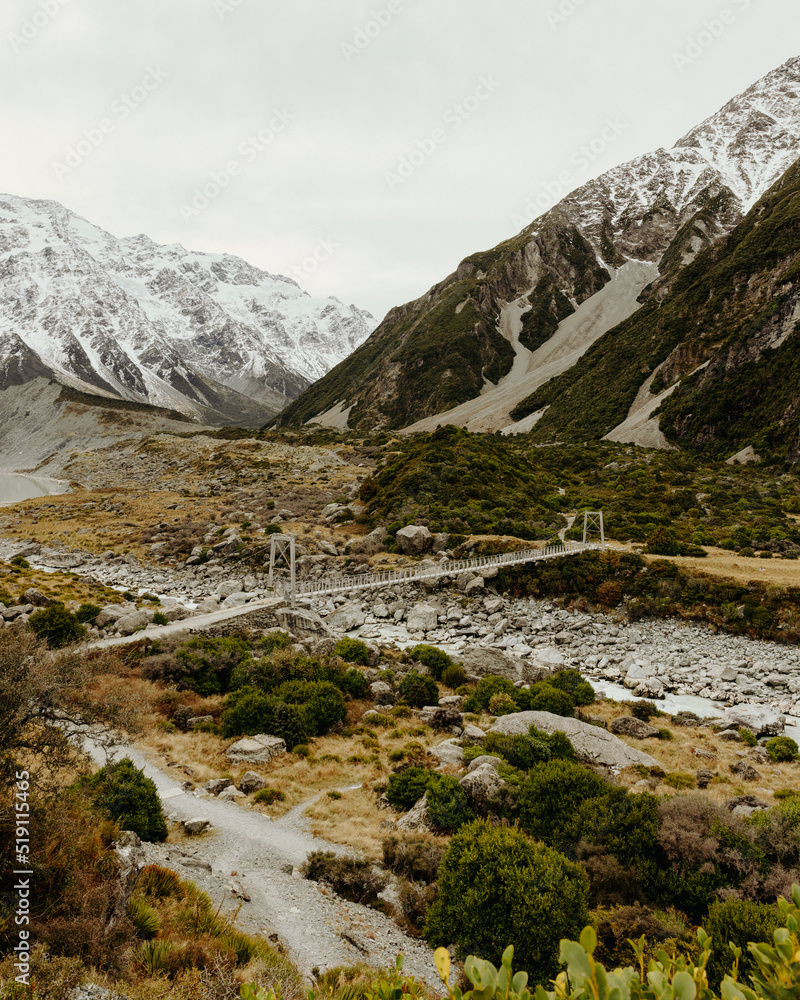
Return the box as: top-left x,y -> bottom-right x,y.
220,686 -> 308,747
301,851 -> 387,905
127,897 -> 160,939
630,700 -> 659,721
75,603 -> 101,624
704,897 -> 780,989
426,774 -> 475,832
175,635 -> 253,695
441,662 -> 468,689
463,676 -> 518,713
528,684 -> 575,717
152,611 -> 168,626
334,637 -> 370,664
252,787 -> 285,805
409,644 -> 456,681
274,680 -> 347,736
86,757 -> 167,842
482,726 -> 575,772
386,767 -> 434,811
518,759 -> 609,853
546,669 -> 596,707
425,820 -> 589,984
27,603 -> 86,648
740,727 -> 758,747
488,693 -> 519,716
339,668 -> 369,699
398,669 -> 439,708
766,736 -> 799,762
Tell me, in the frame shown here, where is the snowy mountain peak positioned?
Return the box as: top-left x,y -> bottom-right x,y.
0,194 -> 376,425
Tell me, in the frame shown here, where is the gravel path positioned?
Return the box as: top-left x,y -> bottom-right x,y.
84,736 -> 442,986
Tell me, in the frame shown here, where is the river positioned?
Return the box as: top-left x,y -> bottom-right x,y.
0,472 -> 65,504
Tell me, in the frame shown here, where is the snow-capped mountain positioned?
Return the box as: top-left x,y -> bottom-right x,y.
0,196 -> 376,424
280,56 -> 800,434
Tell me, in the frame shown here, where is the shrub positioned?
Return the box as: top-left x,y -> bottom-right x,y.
174,635 -> 254,695
382,835 -> 447,882
152,611 -> 168,626
463,675 -> 518,713
488,692 -> 519,716
171,705 -> 193,732
425,820 -> 589,984
426,774 -> 475,832
546,670 -> 596,707
767,736 -> 799,762
253,787 -> 285,805
86,757 -> 167,842
27,604 -> 86,648
529,685 -> 575,717
11,555 -> 29,567
740,727 -> 758,746
704,897 -> 780,989
398,670 -> 439,708
274,679 -> 347,736
75,603 -> 101,624
645,527 -> 680,556
482,726 -> 575,772
301,851 -> 387,905
630,700 -> 659,721
663,772 -> 695,790
409,644 -> 456,681
340,668 -> 369,699
441,662 -> 468,689
221,687 -> 308,747
138,864 -> 183,899
334,637 -> 370,664
386,767 -> 434,811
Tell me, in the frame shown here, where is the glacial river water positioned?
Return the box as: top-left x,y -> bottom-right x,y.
0,473 -> 64,504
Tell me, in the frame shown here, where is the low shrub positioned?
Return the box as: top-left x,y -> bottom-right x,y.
441,662 -> 468,689
398,670 -> 439,708
152,611 -> 168,626
75,603 -> 101,624
528,684 -> 575,717
301,851 -> 388,905
85,757 -> 167,842
766,736 -> 799,762
340,668 -> 369,699
426,774 -> 475,832
482,726 -> 575,771
630,700 -> 659,721
488,692 -> 519,716
334,637 -> 370,664
138,864 -> 183,899
127,897 -> 160,939
27,604 -> 86,648
704,897 -> 780,989
252,787 -> 285,805
382,835 -> 447,882
463,676 -> 518,713
425,819 -> 590,984
740,728 -> 758,747
386,767 -> 434,811
408,644 -> 457,681
274,679 -> 347,736
220,686 -> 308,746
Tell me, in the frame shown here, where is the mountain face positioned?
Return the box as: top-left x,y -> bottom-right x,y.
0,196 -> 375,425
279,56 -> 800,435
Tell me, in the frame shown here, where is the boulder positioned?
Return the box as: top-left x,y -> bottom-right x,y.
429,706 -> 463,731
396,792 -> 434,833
610,716 -> 661,740
22,587 -> 52,607
429,739 -> 465,768
205,778 -> 233,795
187,715 -> 214,730
217,579 -> 243,600
695,769 -> 714,789
10,543 -> 40,559
488,711 -> 658,769
95,604 -> 135,628
222,592 -> 250,608
730,760 -> 760,781
718,730 -> 743,742
324,602 -> 366,632
225,734 -> 286,764
464,577 -> 485,596
114,610 -> 151,635
406,603 -> 439,633
461,724 -> 486,745
467,755 -> 502,773
458,647 -> 526,682
370,680 -> 395,705
182,818 -> 211,836
726,795 -> 770,818
239,771 -> 268,794
395,525 -> 433,556
723,706 -> 785,737
373,603 -> 390,619
218,785 -> 247,802
531,647 -> 565,671
45,553 -> 84,569
459,763 -> 510,812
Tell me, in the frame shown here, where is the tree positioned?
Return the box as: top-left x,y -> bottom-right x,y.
425,820 -> 589,984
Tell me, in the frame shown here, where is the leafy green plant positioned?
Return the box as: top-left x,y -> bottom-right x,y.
127,896 -> 160,939
426,774 -> 475,832
334,637 -> 370,664
27,604 -> 86,648
704,897 -> 780,989
152,611 -> 169,626
408,644 -> 457,681
253,787 -> 285,805
740,728 -> 758,747
386,767 -> 434,811
75,603 -> 101,624
85,757 -> 167,842
434,945 -> 532,1000
766,736 -> 799,762
398,670 -> 439,708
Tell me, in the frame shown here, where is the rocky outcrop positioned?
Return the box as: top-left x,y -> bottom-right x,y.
225,734 -> 286,764
610,716 -> 661,740
395,525 -> 433,556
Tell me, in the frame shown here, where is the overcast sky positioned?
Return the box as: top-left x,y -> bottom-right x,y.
2,0 -> 799,321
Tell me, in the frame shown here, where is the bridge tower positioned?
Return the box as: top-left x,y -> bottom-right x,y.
267,533 -> 297,606
582,510 -> 605,548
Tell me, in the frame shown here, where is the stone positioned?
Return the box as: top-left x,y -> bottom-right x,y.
205,778 -> 233,795
325,602 -> 366,632
95,604 -> 135,628
22,587 -> 52,607
531,647 -> 565,670
429,739 -> 465,768
164,606 -> 191,622
723,706 -> 785,737
10,543 -> 40,559
370,680 -> 395,705
464,576 -> 485,595
218,785 -> 247,801
68,984 -> 131,1000
238,771 -> 267,794
406,603 -> 439,633
695,769 -> 715,789
225,734 -> 286,764
610,716 -> 661,740
726,795 -> 770,819
484,597 -> 505,614
458,647 -> 529,682
182,818 -> 211,836
222,592 -> 250,608
429,705 -> 463,731
466,755 -> 502,773
672,711 -> 703,727
718,730 -> 743,742
459,763 -> 510,812
461,724 -> 486,745
730,760 -> 760,781
395,525 -> 433,556
373,603 -> 390,618
45,552 -> 84,569
488,711 -> 658,769
114,610 -> 151,635
396,792 -> 434,832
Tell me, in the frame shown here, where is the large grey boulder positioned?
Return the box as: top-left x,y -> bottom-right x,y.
459,763 -> 510,813
239,771 -> 268,794
324,602 -> 366,632
396,792 -> 434,832
95,604 -> 136,628
217,579 -> 244,600
182,818 -> 211,836
430,739 -> 465,768
370,680 -> 395,705
458,647 -> 525,681
610,716 -> 661,740
406,603 -> 439,633
467,755 -> 502,773
114,610 -> 151,635
22,587 -> 52,607
488,711 -> 658,769
531,647 -> 565,671
225,734 -> 286,764
396,525 -> 433,556
723,705 -> 785,737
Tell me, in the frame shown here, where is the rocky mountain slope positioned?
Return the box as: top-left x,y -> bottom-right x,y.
0,195 -> 375,425
279,56 -> 800,434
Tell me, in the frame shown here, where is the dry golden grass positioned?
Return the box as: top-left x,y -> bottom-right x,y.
305,784 -> 393,856
618,544 -> 800,588
0,559 -> 124,606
